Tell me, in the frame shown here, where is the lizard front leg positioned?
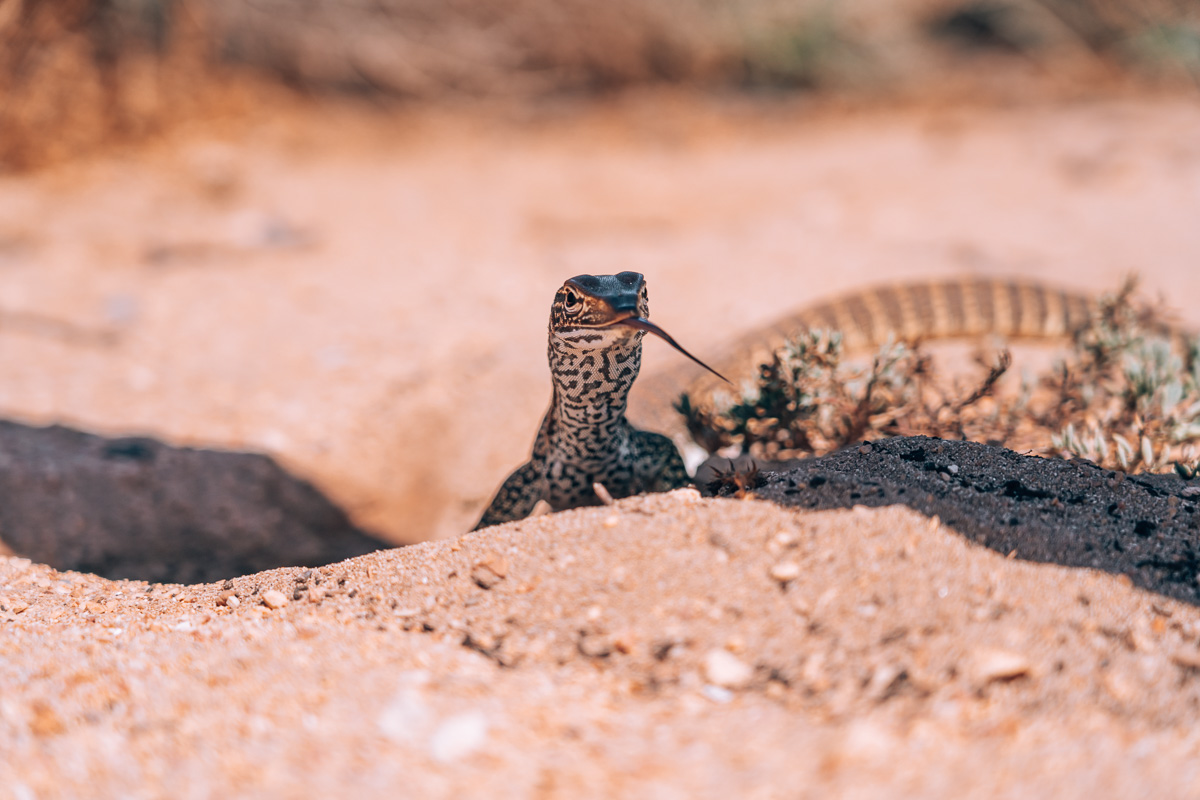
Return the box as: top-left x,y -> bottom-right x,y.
474,460 -> 546,530
631,429 -> 690,493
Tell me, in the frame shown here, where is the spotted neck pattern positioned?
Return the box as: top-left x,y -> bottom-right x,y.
540,325 -> 645,486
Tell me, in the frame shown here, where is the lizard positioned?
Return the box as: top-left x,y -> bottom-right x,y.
474,271 -> 727,530
478,275 -> 1192,529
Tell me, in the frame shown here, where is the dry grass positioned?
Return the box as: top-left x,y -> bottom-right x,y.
0,0 -> 221,170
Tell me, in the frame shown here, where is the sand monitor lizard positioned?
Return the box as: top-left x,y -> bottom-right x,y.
475,272 -> 727,529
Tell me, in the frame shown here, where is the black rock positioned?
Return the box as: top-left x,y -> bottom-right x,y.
0,420 -> 388,584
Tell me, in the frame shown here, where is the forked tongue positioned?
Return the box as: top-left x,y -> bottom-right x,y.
616,317 -> 730,384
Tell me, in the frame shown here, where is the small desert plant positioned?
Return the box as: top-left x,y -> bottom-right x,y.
677,328 -> 1013,462
679,278 -> 1200,476
1043,281 -> 1200,474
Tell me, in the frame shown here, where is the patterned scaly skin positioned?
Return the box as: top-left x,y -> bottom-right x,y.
474,272 -> 689,529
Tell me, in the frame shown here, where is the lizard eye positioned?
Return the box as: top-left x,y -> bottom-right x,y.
563,289 -> 583,314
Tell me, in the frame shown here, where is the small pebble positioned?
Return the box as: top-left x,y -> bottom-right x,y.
668,487 -> 702,503
865,664 -> 903,699
430,712 -> 489,763
703,649 -> 754,689
973,649 -> 1031,683
377,685 -> 432,744
578,634 -> 613,658
769,562 -> 802,584
856,603 -> 880,618
261,590 -> 289,609
471,562 -> 506,590
1182,486 -> 1200,498
1102,671 -> 1137,703
702,685 -> 734,703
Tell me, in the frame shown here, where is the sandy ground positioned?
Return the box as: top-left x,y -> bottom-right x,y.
4,496 -> 1200,798
3,92 -> 1200,796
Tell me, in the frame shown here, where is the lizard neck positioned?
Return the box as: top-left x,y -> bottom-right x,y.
546,327 -> 644,447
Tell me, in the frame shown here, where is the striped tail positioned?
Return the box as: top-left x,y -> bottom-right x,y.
675,277 -> 1193,416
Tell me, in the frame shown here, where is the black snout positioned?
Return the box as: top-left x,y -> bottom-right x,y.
610,294 -> 640,313
565,272 -> 645,313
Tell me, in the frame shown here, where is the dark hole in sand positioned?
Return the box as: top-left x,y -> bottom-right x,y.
703,436 -> 1200,606
0,420 -> 388,584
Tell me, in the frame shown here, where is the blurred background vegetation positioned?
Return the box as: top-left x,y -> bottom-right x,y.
1,0 -> 1197,171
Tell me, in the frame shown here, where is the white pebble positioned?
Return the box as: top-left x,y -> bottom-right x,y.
702,685 -> 734,703
769,562 -> 802,584
668,487 -> 702,503
430,712 -> 489,763
378,684 -> 432,744
973,649 -> 1032,683
703,649 -> 754,689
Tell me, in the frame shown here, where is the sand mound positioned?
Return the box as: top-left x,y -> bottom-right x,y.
3,493 -> 1200,797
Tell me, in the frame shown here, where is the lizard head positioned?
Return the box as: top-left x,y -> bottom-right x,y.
551,272 -> 729,383
551,271 -> 649,331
